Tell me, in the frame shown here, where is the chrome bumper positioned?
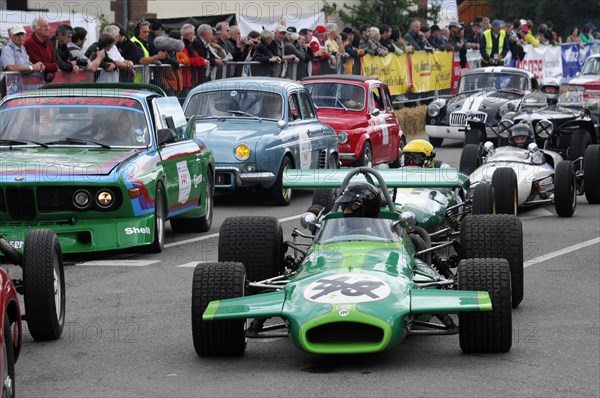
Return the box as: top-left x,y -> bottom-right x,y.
215,166 -> 275,189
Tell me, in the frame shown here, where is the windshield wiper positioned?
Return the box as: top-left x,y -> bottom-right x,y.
335,98 -> 348,111
0,139 -> 49,148
226,109 -> 260,119
44,137 -> 111,149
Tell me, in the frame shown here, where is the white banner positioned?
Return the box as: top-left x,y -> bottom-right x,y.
516,44 -> 563,81
236,12 -> 325,36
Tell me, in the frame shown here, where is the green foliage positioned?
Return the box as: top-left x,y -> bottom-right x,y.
323,0 -> 426,33
487,0 -> 599,38
0,35 -> 9,50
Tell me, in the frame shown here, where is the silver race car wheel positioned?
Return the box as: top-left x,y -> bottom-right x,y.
492,168 -> 518,215
584,145 -> 600,204
554,161 -> 577,217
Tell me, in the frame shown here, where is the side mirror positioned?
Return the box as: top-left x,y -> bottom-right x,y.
507,102 -> 517,112
398,211 -> 417,229
527,142 -> 539,153
371,108 -> 381,117
483,141 -> 495,154
277,120 -> 288,130
157,128 -> 176,146
300,212 -> 319,234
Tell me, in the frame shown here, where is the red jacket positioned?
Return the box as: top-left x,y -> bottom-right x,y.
24,35 -> 58,73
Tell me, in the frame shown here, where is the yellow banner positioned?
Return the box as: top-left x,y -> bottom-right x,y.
362,54 -> 411,96
409,51 -> 453,93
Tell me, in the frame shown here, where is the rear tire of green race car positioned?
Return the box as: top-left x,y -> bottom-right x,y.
458,258 -> 512,353
461,214 -> 523,308
170,168 -> 214,233
218,216 -> 285,283
23,229 -> 65,341
192,262 -> 246,357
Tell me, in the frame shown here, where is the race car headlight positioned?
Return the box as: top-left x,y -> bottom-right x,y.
427,103 -> 441,118
73,189 -> 91,209
337,131 -> 349,144
234,144 -> 251,161
96,190 -> 114,208
499,104 -> 511,118
497,120 -> 513,138
535,119 -> 553,138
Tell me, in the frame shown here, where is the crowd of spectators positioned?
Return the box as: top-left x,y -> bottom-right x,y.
1,16 -> 599,89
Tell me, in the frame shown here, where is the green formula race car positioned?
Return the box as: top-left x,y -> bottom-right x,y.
191,167 -> 523,357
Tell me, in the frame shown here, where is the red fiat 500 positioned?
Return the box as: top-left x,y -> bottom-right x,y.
302,75 -> 405,167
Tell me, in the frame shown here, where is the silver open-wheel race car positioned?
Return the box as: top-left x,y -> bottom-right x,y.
460,135 -> 600,217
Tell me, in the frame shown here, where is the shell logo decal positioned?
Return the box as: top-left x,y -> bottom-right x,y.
303,274 -> 391,303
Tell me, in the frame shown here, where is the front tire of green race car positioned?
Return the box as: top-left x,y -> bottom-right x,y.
23,229 -> 65,341
191,262 -> 247,357
458,258 -> 512,353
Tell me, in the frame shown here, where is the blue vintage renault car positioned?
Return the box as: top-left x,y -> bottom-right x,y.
182,77 -> 339,205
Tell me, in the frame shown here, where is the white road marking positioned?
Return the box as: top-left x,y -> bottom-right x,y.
76,260 -> 160,267
524,237 -> 600,268
164,214 -> 302,248
176,262 -> 200,268
519,208 -> 555,220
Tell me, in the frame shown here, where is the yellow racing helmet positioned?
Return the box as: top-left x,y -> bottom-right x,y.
402,139 -> 436,168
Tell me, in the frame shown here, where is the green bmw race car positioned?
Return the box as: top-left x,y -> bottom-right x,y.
0,84 -> 215,254
191,167 -> 523,357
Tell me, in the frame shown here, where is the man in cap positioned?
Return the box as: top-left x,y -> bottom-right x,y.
479,19 -> 509,66
1,24 -> 45,74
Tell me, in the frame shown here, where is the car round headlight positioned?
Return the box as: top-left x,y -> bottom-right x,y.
337,132 -> 349,144
96,190 -> 114,208
499,105 -> 510,118
535,119 -> 553,138
497,120 -> 513,138
234,144 -> 251,161
73,189 -> 91,209
427,103 -> 441,118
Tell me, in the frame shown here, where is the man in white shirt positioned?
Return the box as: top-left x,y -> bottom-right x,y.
100,25 -> 135,82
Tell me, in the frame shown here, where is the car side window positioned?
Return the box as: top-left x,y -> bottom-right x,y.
299,91 -> 316,120
288,93 -> 301,121
370,88 -> 385,112
381,87 -> 393,112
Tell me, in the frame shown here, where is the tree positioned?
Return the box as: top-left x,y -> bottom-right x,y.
323,0 -> 437,34
487,0 -> 599,38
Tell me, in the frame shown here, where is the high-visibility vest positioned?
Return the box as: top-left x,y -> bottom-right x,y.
130,36 -> 149,83
483,29 -> 505,58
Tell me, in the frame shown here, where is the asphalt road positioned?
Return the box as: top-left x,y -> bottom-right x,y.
12,140 -> 600,397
